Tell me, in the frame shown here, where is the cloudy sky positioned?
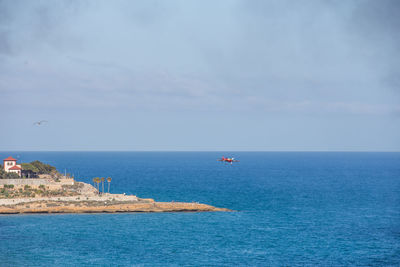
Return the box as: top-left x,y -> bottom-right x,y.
0,0 -> 399,151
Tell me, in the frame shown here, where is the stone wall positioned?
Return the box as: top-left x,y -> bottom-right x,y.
0,194 -> 139,206
0,178 -> 74,186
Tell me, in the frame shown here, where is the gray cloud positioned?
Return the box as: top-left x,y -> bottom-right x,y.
350,0 -> 400,41
1,1 -> 398,103
0,30 -> 11,55
0,0 -> 84,56
348,0 -> 400,91
0,0 -> 399,151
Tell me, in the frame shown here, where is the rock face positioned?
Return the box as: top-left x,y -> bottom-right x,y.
0,200 -> 230,214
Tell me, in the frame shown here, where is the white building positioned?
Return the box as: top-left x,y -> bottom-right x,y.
3,156 -> 22,177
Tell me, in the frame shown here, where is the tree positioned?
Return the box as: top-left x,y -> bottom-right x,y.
107,177 -> 112,193
0,167 -> 6,179
100,177 -> 105,195
0,167 -> 20,179
8,172 -> 19,178
21,163 -> 39,173
0,165 -> 6,179
93,177 -> 101,194
95,177 -> 101,194
30,160 -> 56,174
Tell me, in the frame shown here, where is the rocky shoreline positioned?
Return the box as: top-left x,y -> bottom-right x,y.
0,179 -> 230,214
0,200 -> 230,214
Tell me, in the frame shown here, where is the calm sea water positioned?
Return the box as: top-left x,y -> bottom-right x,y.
0,152 -> 399,266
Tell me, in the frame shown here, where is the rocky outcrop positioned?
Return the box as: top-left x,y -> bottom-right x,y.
0,179 -> 231,214
0,200 -> 230,214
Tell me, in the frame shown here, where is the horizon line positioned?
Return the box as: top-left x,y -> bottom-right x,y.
1,150 -> 399,153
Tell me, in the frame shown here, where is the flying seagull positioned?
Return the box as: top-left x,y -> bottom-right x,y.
33,120 -> 48,126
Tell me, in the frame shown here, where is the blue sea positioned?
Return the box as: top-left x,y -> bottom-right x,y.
0,152 -> 399,266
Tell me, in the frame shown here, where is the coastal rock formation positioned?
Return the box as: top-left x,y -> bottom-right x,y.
0,200 -> 230,214
0,179 -> 230,214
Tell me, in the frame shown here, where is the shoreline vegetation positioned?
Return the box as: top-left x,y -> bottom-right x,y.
0,162 -> 230,214
1,160 -> 58,179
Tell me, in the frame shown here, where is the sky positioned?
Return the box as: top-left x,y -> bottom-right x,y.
0,0 -> 399,151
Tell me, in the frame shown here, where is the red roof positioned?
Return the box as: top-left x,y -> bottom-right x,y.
4,156 -> 17,161
9,165 -> 21,170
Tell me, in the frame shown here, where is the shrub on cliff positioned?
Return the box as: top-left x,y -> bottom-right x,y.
0,167 -> 20,179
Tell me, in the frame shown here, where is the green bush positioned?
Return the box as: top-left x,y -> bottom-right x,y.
30,160 -> 56,174
1,160 -> 60,178
21,163 -> 39,173
0,169 -> 20,179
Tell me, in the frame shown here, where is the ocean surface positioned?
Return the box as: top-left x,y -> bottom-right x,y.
0,152 -> 399,266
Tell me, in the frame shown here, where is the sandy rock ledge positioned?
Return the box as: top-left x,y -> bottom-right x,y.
0,181 -> 231,214
0,199 -> 231,214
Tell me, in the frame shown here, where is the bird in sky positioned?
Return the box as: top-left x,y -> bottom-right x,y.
33,120 -> 48,126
